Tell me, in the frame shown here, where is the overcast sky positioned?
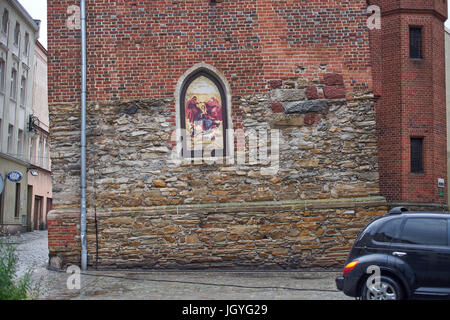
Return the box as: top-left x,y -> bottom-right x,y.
17,0 -> 450,50
18,0 -> 47,49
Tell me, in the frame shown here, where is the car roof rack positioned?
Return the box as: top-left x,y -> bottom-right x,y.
388,207 -> 409,215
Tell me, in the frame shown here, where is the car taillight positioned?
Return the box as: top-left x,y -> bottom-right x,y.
343,261 -> 359,275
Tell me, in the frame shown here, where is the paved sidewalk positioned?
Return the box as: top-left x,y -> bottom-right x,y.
4,230 -> 351,300
44,269 -> 352,300
5,230 -> 50,280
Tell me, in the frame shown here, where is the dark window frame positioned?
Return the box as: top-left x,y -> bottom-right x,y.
411,137 -> 424,174
409,26 -> 423,59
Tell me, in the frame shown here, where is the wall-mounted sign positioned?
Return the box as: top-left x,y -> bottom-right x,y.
7,171 -> 23,182
0,175 -> 4,194
438,178 -> 445,188
29,169 -> 39,177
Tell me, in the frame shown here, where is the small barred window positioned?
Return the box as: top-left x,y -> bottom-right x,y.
409,27 -> 422,59
411,138 -> 424,173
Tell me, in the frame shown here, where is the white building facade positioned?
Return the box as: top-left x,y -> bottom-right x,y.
0,0 -> 40,234
28,40 -> 52,231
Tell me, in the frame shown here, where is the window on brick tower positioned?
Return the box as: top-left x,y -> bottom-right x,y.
409,27 -> 423,59
180,71 -> 228,158
411,138 -> 424,173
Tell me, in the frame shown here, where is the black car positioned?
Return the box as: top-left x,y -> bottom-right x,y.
336,207 -> 450,300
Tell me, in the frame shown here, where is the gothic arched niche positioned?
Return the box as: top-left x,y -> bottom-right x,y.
180,71 -> 228,158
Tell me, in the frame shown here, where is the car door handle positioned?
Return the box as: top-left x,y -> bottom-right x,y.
392,252 -> 407,257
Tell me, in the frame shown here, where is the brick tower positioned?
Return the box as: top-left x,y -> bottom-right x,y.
370,0 -> 448,209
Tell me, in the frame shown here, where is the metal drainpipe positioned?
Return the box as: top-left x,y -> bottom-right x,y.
80,0 -> 88,271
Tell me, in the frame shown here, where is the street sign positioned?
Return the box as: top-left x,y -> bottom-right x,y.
7,171 -> 23,182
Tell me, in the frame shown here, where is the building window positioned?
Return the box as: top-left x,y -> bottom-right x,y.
38,137 -> 43,167
411,137 -> 424,173
7,124 -> 13,154
19,76 -> 26,107
14,183 -> 20,218
180,71 -> 228,158
13,22 -> 20,47
24,32 -> 29,56
43,138 -> 49,169
17,129 -> 23,158
29,136 -> 36,163
410,27 -> 422,59
10,67 -> 17,101
1,10 -> 8,35
0,57 -> 5,93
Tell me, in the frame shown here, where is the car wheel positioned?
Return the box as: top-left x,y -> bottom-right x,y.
361,275 -> 403,300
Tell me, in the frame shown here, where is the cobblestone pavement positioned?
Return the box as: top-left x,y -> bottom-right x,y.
5,231 -> 352,300
5,231 -> 50,280
44,269 -> 352,300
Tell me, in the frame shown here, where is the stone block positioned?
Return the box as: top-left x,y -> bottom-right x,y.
103,217 -> 134,224
283,100 -> 328,114
297,78 -> 309,88
305,85 -> 319,100
269,80 -> 282,89
271,89 -> 306,102
304,113 -> 322,126
49,256 -> 63,271
271,102 -> 283,113
323,86 -> 346,99
163,225 -> 180,234
323,73 -> 344,86
271,114 -> 305,127
153,180 -> 167,188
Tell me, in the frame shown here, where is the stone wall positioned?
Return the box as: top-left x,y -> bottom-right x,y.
48,75 -> 385,268
48,197 -> 387,269
50,77 -> 380,210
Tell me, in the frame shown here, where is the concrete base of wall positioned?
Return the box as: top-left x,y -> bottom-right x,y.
48,196 -> 388,270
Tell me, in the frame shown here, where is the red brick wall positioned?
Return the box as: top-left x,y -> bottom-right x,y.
370,0 -> 448,204
48,2 -> 449,202
47,217 -> 77,251
47,0 -> 379,265
48,0 -> 374,104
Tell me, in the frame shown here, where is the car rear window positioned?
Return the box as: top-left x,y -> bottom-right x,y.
373,218 -> 402,243
400,218 -> 448,246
